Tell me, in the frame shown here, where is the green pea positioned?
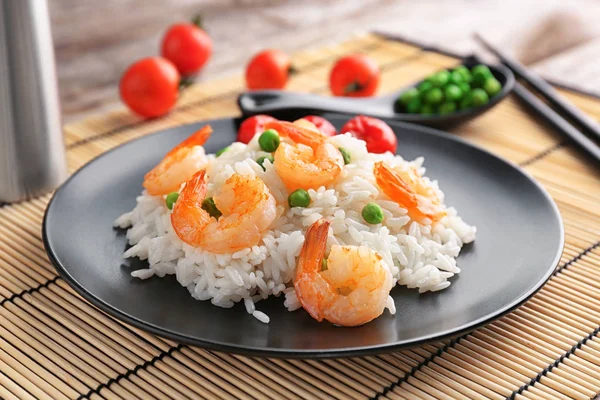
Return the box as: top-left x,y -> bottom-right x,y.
454,66 -> 472,83
458,82 -> 471,95
258,129 -> 280,152
165,192 -> 179,210
460,95 -> 473,110
362,202 -> 384,224
471,64 -> 493,87
471,64 -> 492,77
423,88 -> 444,105
288,189 -> 310,208
201,197 -> 222,219
472,72 -> 488,87
420,104 -> 436,115
428,70 -> 450,88
471,88 -> 489,107
398,88 -> 419,106
215,146 -> 229,157
454,65 -> 469,76
444,84 -> 462,102
483,78 -> 502,96
338,147 -> 351,165
417,80 -> 433,93
257,154 -> 274,170
321,258 -> 328,271
438,101 -> 457,114
449,70 -> 464,85
405,98 -> 422,114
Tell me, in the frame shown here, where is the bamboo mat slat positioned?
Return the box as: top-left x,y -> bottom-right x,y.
2,33 -> 600,399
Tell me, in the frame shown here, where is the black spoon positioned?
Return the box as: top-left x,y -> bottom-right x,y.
238,56 -> 515,128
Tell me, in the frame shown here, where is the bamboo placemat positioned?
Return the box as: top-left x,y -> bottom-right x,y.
2,33 -> 600,400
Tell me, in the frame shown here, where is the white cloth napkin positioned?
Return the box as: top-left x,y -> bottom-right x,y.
375,0 -> 600,95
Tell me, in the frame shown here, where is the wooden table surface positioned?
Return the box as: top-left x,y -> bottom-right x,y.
49,0 -> 600,123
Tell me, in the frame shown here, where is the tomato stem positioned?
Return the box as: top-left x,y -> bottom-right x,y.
192,14 -> 203,29
179,76 -> 195,91
288,65 -> 298,76
343,80 -> 366,95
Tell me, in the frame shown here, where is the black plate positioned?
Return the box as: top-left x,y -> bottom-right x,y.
43,115 -> 563,358
238,57 -> 515,129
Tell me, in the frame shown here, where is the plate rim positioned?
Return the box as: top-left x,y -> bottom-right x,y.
43,116 -> 565,358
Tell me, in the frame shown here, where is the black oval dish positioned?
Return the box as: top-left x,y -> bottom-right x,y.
238,57 -> 515,129
43,114 -> 563,358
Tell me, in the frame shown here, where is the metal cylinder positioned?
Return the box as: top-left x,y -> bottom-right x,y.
0,0 -> 67,203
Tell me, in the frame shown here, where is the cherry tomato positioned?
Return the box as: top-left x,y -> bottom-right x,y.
302,115 -> 337,137
246,50 -> 291,90
120,57 -> 180,118
161,23 -> 212,76
238,115 -> 277,143
329,54 -> 380,97
341,116 -> 397,154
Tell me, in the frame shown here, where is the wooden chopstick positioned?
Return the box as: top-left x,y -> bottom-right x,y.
474,33 -> 600,143
513,82 -> 600,164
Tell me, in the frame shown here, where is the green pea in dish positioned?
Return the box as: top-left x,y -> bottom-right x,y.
397,64 -> 503,115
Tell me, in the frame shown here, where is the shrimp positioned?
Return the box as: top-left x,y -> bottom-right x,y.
373,161 -> 442,223
290,118 -> 323,135
265,120 -> 344,191
395,167 -> 441,205
143,125 -> 212,196
294,219 -> 393,327
171,169 -> 278,254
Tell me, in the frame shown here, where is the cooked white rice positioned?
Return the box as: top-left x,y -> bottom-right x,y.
114,133 -> 476,323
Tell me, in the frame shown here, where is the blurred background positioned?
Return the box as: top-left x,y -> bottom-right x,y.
50,0 -> 600,122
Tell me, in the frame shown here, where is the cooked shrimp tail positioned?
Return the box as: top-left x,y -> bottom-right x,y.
265,120 -> 325,147
295,219 -> 332,321
374,161 -> 439,223
294,219 -> 393,326
166,125 -> 212,158
171,169 -> 211,245
143,125 -> 212,195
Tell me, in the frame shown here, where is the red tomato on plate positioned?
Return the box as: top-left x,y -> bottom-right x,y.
161,23 -> 212,76
302,115 -> 337,137
329,54 -> 380,97
245,50 -> 291,90
238,115 -> 277,143
341,116 -> 397,154
120,57 -> 180,118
